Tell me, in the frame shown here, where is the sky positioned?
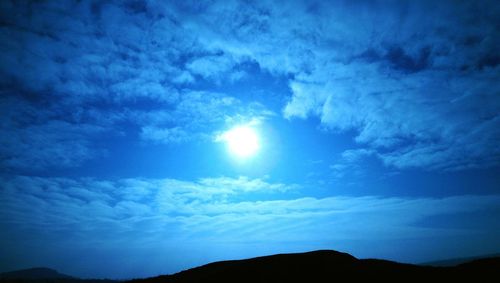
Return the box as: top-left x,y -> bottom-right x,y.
0,0 -> 499,279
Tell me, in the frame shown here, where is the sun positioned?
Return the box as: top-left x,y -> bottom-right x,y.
219,125 -> 260,158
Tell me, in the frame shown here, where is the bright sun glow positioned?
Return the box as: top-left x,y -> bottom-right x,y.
220,125 -> 260,158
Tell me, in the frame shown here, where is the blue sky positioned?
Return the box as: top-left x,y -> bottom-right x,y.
0,0 -> 499,279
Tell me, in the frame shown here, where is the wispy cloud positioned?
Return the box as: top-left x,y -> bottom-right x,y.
329,148 -> 375,180
186,54 -> 241,82
0,108 -> 107,169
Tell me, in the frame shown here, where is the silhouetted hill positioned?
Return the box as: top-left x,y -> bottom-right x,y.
0,268 -> 116,283
0,268 -> 73,280
129,250 -> 500,282
456,257 -> 500,272
422,253 -> 500,267
2,250 -> 499,283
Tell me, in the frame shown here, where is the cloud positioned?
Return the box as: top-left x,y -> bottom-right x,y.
186,54 -> 239,82
0,0 -> 498,173
341,148 -> 375,163
1,175 -> 500,277
137,91 -> 273,144
0,0 -> 274,168
0,0 -> 253,103
283,2 -> 499,171
329,148 -> 376,180
177,0 -> 500,171
198,176 -> 296,194
0,98 -> 107,169
140,126 -> 188,144
0,175 -> 299,238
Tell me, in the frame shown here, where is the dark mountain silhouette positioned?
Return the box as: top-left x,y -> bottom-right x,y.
0,268 -> 74,280
0,268 -> 115,283
2,250 -> 499,283
128,250 -> 500,282
422,253 -> 500,267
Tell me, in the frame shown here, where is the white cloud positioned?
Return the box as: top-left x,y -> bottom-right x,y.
186,54 -> 238,81
2,1 -> 497,171
341,148 -> 375,163
136,90 -> 273,144
198,176 -> 296,194
329,148 -> 375,179
178,0 -> 500,171
2,175 -> 499,252
0,118 -> 106,169
140,126 -> 188,144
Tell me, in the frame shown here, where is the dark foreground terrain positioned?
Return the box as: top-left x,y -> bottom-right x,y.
2,250 -> 500,283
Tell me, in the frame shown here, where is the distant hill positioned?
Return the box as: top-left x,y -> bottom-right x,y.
0,267 -> 115,283
421,253 -> 500,267
128,250 -> 500,282
0,268 -> 74,280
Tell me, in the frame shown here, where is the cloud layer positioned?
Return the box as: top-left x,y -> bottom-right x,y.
1,175 -> 500,278
1,0 -> 498,171
0,1 -> 271,169
187,0 -> 500,170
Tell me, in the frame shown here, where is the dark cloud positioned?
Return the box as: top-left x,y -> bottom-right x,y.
384,45 -> 431,73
